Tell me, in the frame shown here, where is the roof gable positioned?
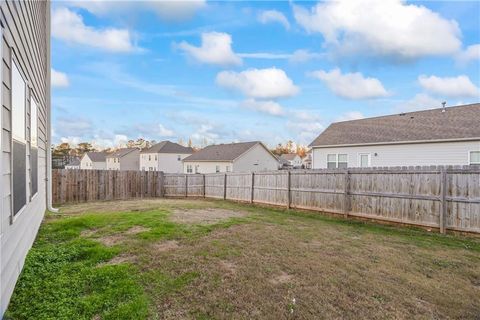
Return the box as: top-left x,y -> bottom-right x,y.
140,141 -> 193,154
106,148 -> 138,158
310,103 -> 480,147
183,141 -> 261,162
84,152 -> 107,162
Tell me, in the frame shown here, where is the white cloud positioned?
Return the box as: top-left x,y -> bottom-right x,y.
309,68 -> 389,100
456,44 -> 480,65
68,0 -> 206,22
216,68 -> 299,99
176,32 -> 242,66
241,99 -> 285,116
418,75 -> 479,98
52,7 -> 138,53
289,49 -> 324,63
155,124 -> 175,137
293,0 -> 461,60
238,52 -> 291,59
286,112 -> 324,144
51,68 -> 69,88
335,111 -> 365,122
396,93 -> 442,112
258,10 -> 290,30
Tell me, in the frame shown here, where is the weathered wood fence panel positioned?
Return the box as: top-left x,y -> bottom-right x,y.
53,166 -> 480,234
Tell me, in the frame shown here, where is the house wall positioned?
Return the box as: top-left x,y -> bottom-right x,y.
120,150 -> 139,171
233,144 -> 279,172
183,161 -> 232,174
312,140 -> 480,168
0,1 -> 49,316
80,155 -> 106,170
289,155 -> 302,167
140,153 -> 190,173
106,157 -> 120,170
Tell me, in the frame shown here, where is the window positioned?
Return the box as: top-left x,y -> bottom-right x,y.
148,155 -> 151,161
186,164 -> 193,173
195,165 -> 199,174
470,151 -> 480,165
30,97 -> 38,197
359,153 -> 370,168
12,61 -> 27,215
155,155 -> 157,161
327,154 -> 348,169
177,155 -> 181,161
226,166 -> 231,172
215,165 -> 220,173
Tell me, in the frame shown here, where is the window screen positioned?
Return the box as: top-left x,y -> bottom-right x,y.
12,61 -> 27,215
327,154 -> 336,169
470,151 -> 480,164
31,97 -> 38,196
338,154 -> 348,168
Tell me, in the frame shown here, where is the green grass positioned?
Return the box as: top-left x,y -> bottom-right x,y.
5,199 -> 480,319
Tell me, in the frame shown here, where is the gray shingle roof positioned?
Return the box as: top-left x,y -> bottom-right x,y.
66,158 -> 80,166
106,148 -> 138,158
85,152 -> 107,162
309,103 -> 480,147
183,141 -> 261,162
140,141 -> 193,154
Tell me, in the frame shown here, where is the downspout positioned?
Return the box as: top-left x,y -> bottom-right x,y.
46,2 -> 58,213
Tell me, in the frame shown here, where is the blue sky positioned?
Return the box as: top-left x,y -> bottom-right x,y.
51,0 -> 480,149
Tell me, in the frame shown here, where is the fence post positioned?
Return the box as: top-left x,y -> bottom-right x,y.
185,174 -> 188,198
250,172 -> 255,203
286,171 -> 291,209
158,171 -> 164,198
439,167 -> 447,234
343,169 -> 350,218
224,173 -> 227,200
203,174 -> 206,198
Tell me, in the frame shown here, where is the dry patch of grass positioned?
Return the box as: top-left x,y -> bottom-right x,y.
8,198 -> 480,320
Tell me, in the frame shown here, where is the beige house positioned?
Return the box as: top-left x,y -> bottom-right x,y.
280,153 -> 303,168
183,141 -> 279,174
309,103 -> 480,169
106,148 -> 140,171
140,141 -> 193,173
80,152 -> 107,170
0,2 -> 51,315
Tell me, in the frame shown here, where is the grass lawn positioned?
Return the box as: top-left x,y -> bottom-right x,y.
5,199 -> 480,319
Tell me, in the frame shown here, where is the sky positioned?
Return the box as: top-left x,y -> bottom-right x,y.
51,0 -> 480,149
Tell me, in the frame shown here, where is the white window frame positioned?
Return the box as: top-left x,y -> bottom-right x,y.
215,165 -> 220,173
358,153 -> 371,168
186,164 -> 192,173
226,165 -> 231,172
327,153 -> 348,169
469,150 -> 480,165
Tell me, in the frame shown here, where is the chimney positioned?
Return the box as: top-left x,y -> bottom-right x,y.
441,101 -> 447,113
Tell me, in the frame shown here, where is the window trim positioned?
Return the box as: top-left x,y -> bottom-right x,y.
358,153 -> 371,168
469,150 -> 480,165
327,153 -> 348,169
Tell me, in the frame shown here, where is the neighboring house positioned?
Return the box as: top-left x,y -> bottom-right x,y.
65,158 -> 80,170
280,153 -> 303,168
309,103 -> 480,169
302,153 -> 312,169
0,2 -> 51,316
140,141 -> 193,173
80,152 -> 107,170
106,148 -> 140,171
183,141 -> 279,174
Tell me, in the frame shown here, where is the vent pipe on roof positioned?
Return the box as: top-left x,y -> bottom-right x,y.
442,101 -> 447,113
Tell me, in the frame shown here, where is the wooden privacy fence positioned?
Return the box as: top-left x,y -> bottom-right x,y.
52,166 -> 480,234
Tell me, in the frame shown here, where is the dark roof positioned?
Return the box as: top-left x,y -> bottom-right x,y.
280,153 -> 299,161
140,141 -> 193,154
66,158 -> 80,166
309,103 -> 480,147
183,141 -> 263,162
106,148 -> 139,158
85,152 -> 107,162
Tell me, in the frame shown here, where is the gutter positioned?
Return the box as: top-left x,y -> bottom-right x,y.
45,4 -> 58,213
310,137 -> 480,149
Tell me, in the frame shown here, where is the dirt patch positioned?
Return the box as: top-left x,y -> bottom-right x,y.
219,260 -> 237,274
80,229 -> 98,237
125,226 -> 150,235
97,234 -> 126,247
99,254 -> 136,266
170,208 -> 248,224
269,271 -> 293,285
151,240 -> 180,252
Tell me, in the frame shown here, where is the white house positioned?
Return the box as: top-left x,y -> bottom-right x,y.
80,152 -> 107,170
302,153 -> 312,169
0,2 -> 51,316
106,148 -> 140,171
280,153 -> 303,168
140,141 -> 193,173
183,141 -> 279,174
309,103 -> 480,169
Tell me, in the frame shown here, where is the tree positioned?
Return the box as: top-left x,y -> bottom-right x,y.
76,142 -> 95,156
52,143 -> 71,157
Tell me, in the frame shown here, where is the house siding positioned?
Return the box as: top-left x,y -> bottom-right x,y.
80,155 -> 106,170
0,0 -> 49,316
233,143 -> 279,172
141,153 -> 189,173
183,161 -> 231,174
312,140 -> 480,168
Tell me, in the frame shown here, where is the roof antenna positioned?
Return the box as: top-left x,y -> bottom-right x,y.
441,101 -> 447,113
